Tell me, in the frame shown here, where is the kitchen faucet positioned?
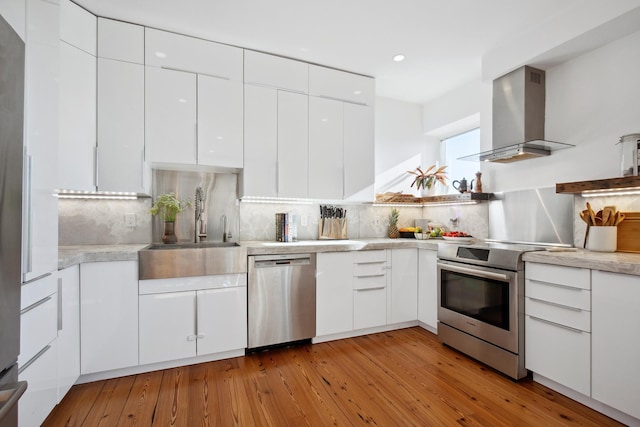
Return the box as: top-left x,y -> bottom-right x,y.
194,186 -> 207,243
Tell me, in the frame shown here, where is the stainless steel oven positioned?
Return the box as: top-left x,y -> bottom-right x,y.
437,243 -> 535,380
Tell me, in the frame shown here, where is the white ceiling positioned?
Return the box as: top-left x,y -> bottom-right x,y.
76,0 -> 599,104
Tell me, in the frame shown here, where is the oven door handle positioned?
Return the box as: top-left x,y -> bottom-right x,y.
439,262 -> 510,282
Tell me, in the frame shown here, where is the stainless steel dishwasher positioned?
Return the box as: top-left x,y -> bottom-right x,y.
248,253 -> 316,349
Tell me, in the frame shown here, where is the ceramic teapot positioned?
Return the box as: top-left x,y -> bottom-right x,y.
452,177 -> 468,193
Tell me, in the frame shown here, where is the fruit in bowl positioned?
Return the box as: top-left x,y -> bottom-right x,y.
414,232 -> 429,240
442,231 -> 472,238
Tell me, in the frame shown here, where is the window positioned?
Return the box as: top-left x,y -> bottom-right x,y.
441,128 -> 480,194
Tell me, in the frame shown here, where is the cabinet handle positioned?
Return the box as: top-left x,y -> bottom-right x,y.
94,146 -> 99,188
354,273 -> 385,278
186,335 -> 197,341
18,345 -> 51,375
354,286 -> 385,292
528,279 -> 585,291
528,315 -> 584,334
23,152 -> 33,276
275,160 -> 280,195
316,94 -> 367,107
57,277 -> 63,331
20,295 -> 52,315
527,296 -> 582,312
140,149 -> 145,191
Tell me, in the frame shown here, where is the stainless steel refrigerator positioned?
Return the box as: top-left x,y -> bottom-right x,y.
0,13 -> 28,427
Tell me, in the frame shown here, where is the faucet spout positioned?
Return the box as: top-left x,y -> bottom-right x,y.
194,186 -> 207,243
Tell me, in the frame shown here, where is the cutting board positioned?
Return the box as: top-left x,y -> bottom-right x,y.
616,212 -> 640,253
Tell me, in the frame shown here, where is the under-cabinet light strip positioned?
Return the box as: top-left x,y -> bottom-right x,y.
581,187 -> 640,198
57,190 -> 139,200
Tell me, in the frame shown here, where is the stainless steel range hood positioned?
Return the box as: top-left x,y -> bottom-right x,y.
460,66 -> 573,163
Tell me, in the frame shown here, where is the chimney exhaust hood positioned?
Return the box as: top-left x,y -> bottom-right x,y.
459,65 -> 573,163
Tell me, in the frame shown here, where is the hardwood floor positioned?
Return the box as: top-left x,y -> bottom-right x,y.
43,327 -> 622,426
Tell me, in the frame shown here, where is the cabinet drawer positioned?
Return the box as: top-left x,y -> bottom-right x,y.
353,287 -> 386,330
525,315 -> 590,396
525,263 -> 590,290
21,273 -> 56,309
18,339 -> 58,427
353,250 -> 386,263
525,279 -> 590,311
353,261 -> 386,278
353,274 -> 386,290
19,293 -> 58,366
526,297 -> 590,332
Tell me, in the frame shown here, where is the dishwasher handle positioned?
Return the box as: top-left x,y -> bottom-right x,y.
252,254 -> 312,268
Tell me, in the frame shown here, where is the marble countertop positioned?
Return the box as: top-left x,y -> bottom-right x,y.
523,249 -> 640,276
240,238 -> 440,255
59,244 -> 148,270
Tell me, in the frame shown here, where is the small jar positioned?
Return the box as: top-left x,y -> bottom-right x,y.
618,133 -> 640,177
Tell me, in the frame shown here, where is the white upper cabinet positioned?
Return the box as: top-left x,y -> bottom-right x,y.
145,27 -> 242,80
308,97 -> 344,199
244,50 -> 308,93
59,0 -> 95,54
97,18 -> 143,64
343,103 -> 374,201
145,66 -> 197,165
309,65 -> 374,105
197,74 -> 243,168
0,0 -> 26,40
243,84 -> 278,197
58,40 -> 96,191
277,90 -> 308,198
97,57 -> 145,192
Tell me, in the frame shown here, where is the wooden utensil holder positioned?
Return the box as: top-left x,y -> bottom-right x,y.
318,218 -> 347,240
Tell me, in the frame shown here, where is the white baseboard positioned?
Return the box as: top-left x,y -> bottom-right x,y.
313,321 -> 419,344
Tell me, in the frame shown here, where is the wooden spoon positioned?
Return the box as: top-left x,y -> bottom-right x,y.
615,212 -> 625,225
602,208 -> 611,226
586,202 -> 597,226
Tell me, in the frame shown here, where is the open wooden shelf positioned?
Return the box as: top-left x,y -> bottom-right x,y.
375,192 -> 493,205
556,176 -> 640,194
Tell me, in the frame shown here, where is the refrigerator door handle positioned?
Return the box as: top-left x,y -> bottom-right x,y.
0,381 -> 28,422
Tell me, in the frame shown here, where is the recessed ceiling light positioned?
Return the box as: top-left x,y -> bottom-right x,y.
393,54 -> 405,62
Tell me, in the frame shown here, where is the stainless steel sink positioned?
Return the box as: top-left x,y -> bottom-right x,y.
139,242 -> 247,280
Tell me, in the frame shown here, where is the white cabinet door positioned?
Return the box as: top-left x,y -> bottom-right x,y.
59,0 -> 95,54
57,265 -> 80,401
197,287 -> 247,355
418,249 -> 438,330
353,288 -> 386,330
343,103 -> 374,202
139,292 -> 196,364
80,261 -> 138,374
390,248 -> 418,324
0,0 -> 26,40
97,18 -> 143,63
18,339 -> 57,427
23,0 -> 58,282
525,315 -> 590,395
145,66 -> 197,166
197,75 -> 243,168
309,65 -> 375,105
145,28 -> 242,80
592,270 -> 640,419
278,91 -> 308,198
244,50 -> 308,93
243,84 -> 277,198
308,96 -> 343,199
316,252 -> 353,336
97,57 -> 145,193
59,41 -> 96,191
19,276 -> 57,368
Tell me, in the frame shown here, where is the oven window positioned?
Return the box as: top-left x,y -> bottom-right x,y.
441,270 -> 509,330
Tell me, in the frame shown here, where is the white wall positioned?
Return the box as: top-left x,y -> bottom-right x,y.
374,97 -> 435,195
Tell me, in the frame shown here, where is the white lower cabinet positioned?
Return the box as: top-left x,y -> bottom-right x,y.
139,274 -> 247,365
592,270 -> 640,419
389,249 -> 418,324
417,249 -> 438,331
57,265 -> 80,400
18,339 -> 58,427
80,261 -> 138,374
316,252 -> 353,336
353,288 -> 386,329
524,263 -> 591,396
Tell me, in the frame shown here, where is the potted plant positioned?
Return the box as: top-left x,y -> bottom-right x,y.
150,193 -> 191,244
407,165 -> 448,196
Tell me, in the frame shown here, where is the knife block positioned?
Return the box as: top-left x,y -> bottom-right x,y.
318,218 -> 347,240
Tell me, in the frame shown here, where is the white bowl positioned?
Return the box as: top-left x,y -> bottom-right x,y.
414,232 -> 430,240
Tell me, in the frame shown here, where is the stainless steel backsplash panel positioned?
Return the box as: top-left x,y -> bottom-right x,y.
489,187 -> 573,245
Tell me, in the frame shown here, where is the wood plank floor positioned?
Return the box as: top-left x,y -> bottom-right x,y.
43,327 -> 622,426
